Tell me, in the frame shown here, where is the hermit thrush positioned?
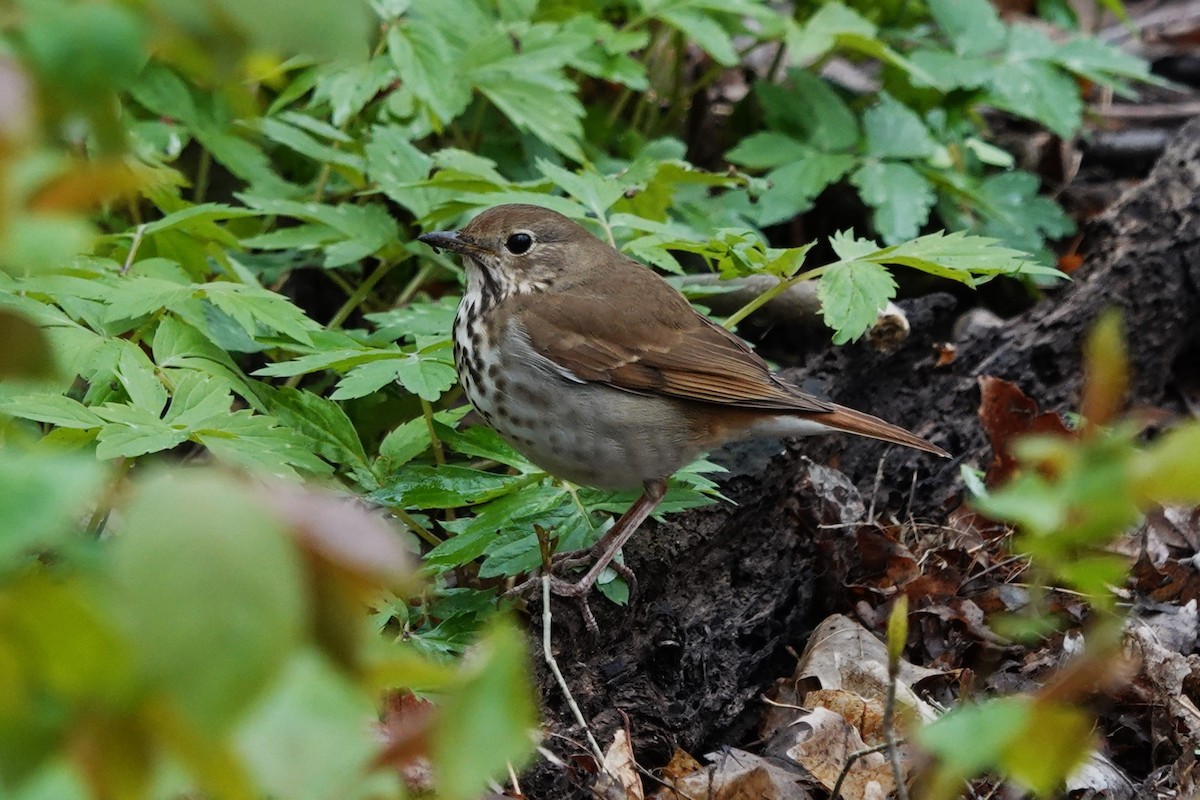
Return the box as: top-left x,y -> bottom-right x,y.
419,204 -> 948,626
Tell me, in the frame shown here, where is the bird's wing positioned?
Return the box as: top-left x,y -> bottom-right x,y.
507,268 -> 832,413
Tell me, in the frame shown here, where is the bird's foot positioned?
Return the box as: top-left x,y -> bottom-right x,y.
501,547 -> 637,634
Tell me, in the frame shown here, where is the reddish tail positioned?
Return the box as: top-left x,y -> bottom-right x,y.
813,404 -> 950,458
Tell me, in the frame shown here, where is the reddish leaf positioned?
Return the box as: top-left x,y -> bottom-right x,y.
977,376 -> 1072,486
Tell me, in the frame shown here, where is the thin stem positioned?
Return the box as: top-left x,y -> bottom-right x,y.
120,224 -> 147,275
542,576 -> 606,764
830,742 -> 893,800
884,669 -> 909,800
393,262 -> 435,309
192,149 -> 212,204
720,266 -> 828,330
420,398 -> 445,467
328,259 -> 397,330
393,507 -> 442,547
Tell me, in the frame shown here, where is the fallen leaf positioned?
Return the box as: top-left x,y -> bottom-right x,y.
977,376 -> 1072,486
594,729 -> 642,800
651,749 -> 812,800
775,707 -> 896,800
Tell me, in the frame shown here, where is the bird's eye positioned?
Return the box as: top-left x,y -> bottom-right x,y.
505,232 -> 534,255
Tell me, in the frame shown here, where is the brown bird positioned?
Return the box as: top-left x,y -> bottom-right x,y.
419,204 -> 948,626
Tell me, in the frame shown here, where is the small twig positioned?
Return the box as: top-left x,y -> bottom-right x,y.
327,259 -> 398,330
829,741 -> 892,800
420,398 -> 446,468
904,468 -> 918,523
867,453 -> 886,524
120,224 -> 147,275
506,761 -> 522,798
542,576 -> 606,764
884,636 -> 909,800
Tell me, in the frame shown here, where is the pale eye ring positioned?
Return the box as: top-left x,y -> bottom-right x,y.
505,231 -> 535,255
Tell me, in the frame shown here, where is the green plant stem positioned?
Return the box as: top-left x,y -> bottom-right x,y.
192,149 -> 212,203
721,266 -> 827,330
324,268 -> 358,300
393,262 -> 435,308
420,397 -> 445,467
393,507 -> 443,547
328,259 -> 398,330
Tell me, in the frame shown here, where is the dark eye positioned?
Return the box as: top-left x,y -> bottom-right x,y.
505,232 -> 534,255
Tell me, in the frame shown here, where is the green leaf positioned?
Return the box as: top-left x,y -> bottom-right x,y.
850,161 -> 936,244
787,2 -> 876,64
112,471 -> 307,734
432,620 -> 537,800
474,71 -> 584,161
194,411 -> 333,478
537,160 -> 625,218
332,348 -> 457,402
918,696 -> 1031,775
202,283 -> 319,345
1133,422 -> 1200,503
861,95 -> 936,160
757,70 -> 859,150
0,451 -> 107,569
268,388 -> 372,478
657,8 -> 737,66
757,152 -> 856,227
94,404 -> 188,459
376,407 -> 471,475
0,394 -> 104,429
987,60 -> 1083,138
371,466 -> 533,509
725,132 -> 809,171
927,0 -> 1006,56
817,261 -> 897,344
874,230 -> 1047,283
116,341 -> 167,413
235,650 -> 389,800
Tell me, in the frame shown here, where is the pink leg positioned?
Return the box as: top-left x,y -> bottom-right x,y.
503,479 -> 667,632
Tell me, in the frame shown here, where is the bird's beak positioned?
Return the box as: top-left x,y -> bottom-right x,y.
417,230 -> 484,255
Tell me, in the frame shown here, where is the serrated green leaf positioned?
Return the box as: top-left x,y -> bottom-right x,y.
371,466 -> 534,509
817,261 -> 897,344
202,283 -> 319,346
725,132 -> 809,171
116,342 -> 167,414
928,0 -> 1006,56
375,406 -> 471,476
861,94 -> 937,160
988,60 -> 1082,138
267,388 -> 371,477
757,152 -> 855,226
194,411 -> 332,478
0,394 -> 104,429
787,2 -> 876,64
94,404 -> 188,459
332,349 -> 456,402
851,161 -> 936,244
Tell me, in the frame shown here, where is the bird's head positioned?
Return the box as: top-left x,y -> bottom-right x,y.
418,204 -> 608,297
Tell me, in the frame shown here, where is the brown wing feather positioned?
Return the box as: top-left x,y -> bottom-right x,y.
509,262 -> 832,413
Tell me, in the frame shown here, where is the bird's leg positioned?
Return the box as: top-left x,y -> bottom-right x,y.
503,478 -> 666,629
551,477 -> 665,599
